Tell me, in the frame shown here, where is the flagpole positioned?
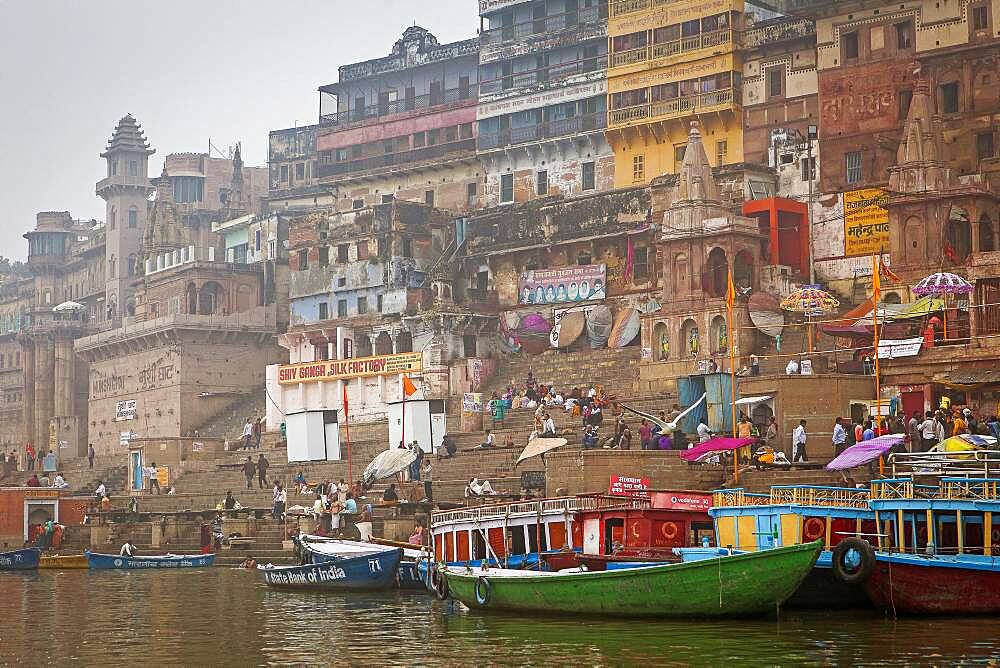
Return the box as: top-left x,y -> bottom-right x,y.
872,255 -> 884,475
726,268 -> 738,484
343,383 -> 352,485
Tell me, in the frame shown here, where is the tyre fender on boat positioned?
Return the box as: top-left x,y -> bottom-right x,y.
831,537 -> 875,585
431,565 -> 450,600
474,576 -> 492,606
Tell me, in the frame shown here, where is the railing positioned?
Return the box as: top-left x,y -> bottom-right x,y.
430,494 -> 647,528
319,87 -> 474,128
315,138 -> 476,179
770,485 -> 870,509
479,55 -> 605,95
712,489 -> 770,507
481,5 -> 605,46
477,113 -> 606,151
889,450 -> 1000,480
610,30 -> 736,69
608,87 -> 739,126
940,477 -> 1000,501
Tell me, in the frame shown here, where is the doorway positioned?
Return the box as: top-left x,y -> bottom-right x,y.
24,501 -> 57,541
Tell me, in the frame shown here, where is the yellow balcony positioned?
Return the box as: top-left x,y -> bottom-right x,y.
610,30 -> 736,71
608,87 -> 740,129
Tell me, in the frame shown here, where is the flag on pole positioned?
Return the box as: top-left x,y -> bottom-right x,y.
879,253 -> 901,283
402,375 -> 417,398
871,254 -> 881,302
342,384 -> 349,416
725,268 -> 736,313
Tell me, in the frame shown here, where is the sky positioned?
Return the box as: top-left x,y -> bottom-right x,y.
0,0 -> 476,259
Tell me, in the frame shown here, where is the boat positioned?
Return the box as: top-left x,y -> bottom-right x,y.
607,308 -> 640,348
84,550 -> 216,570
585,305 -> 612,348
0,547 -> 40,571
440,540 -> 822,617
300,535 -> 427,590
39,554 -> 89,569
259,547 -> 402,591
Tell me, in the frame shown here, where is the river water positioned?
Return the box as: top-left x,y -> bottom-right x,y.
2,569 -> 999,666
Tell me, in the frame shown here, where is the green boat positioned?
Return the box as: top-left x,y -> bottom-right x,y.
441,540 -> 822,618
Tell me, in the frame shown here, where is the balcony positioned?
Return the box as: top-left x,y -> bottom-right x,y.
608,87 -> 740,128
316,137 -> 477,180
319,86 -> 474,128
610,30 -> 737,70
477,112 -> 606,151
480,55 -> 605,96
743,17 -> 815,48
481,5 -> 606,47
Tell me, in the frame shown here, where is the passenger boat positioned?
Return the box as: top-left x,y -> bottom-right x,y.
84,551 -> 216,570
0,547 -> 41,571
258,547 -> 401,591
440,540 -> 822,617
39,554 -> 89,569
299,535 -> 427,590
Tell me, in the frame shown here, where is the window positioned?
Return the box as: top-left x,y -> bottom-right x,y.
941,82 -> 959,114
800,156 -> 816,182
357,296 -> 368,315
845,151 -> 863,184
977,132 -> 996,161
128,160 -> 138,176
425,190 -> 434,206
973,5 -> 989,30
318,302 -> 329,320
895,21 -> 913,49
459,75 -> 470,99
356,240 -> 369,260
336,244 -> 349,263
716,140 -> 728,165
381,194 -> 394,204
319,246 -> 329,267
632,154 -> 645,183
674,144 -> 686,166
377,294 -> 384,312
842,31 -> 859,60
536,170 -> 548,196
337,299 -> 348,318
898,89 -> 913,120
295,163 -> 305,180
297,249 -> 308,270
402,237 -> 412,257
353,199 -> 364,210
171,176 -> 204,203
460,123 -> 474,140
582,161 -> 595,191
500,173 -> 514,203
467,182 -> 478,207
280,165 -> 289,182
633,246 -> 649,280
577,251 -> 592,265
767,67 -> 783,98
128,207 -> 137,228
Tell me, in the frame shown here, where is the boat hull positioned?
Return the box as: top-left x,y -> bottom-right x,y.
259,548 -> 401,591
39,554 -> 89,570
397,561 -> 427,590
85,551 -> 216,570
864,553 -> 1000,614
443,541 -> 822,618
0,548 -> 40,571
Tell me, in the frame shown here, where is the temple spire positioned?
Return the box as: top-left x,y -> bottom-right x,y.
674,121 -> 720,203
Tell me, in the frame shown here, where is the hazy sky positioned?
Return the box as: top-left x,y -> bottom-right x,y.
0,0 -> 475,259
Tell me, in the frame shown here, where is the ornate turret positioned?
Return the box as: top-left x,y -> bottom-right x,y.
100,114 -> 154,160
142,168 -> 187,256
674,121 -> 720,204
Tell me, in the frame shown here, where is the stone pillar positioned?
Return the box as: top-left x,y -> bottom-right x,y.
53,335 -> 70,417
33,335 -> 55,454
20,339 -> 35,450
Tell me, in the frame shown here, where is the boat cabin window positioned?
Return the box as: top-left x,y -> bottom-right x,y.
471,531 -> 488,561
526,523 -> 548,553
509,526 -> 527,555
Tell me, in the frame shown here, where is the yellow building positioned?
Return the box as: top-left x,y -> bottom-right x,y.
606,0 -> 745,188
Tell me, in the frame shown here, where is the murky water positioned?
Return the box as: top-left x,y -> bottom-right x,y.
1,569 -> 999,666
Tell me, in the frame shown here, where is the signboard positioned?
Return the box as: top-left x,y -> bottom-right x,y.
878,337 -> 923,360
609,53 -> 734,93
192,441 -> 204,453
519,265 -> 606,305
609,475 -> 651,497
120,431 -> 135,446
843,188 -> 890,256
650,491 -> 712,512
478,80 -> 606,119
610,0 -> 738,36
462,393 -> 483,413
115,399 -> 137,422
800,359 -> 813,375
278,352 -> 422,386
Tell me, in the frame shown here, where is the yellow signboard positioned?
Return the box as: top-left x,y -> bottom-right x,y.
609,53 -> 734,93
610,0 -> 741,36
844,188 -> 890,256
277,351 -> 423,386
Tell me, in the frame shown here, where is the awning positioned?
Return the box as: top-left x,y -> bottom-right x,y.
824,435 -> 904,471
734,395 -> 772,407
516,437 -> 569,465
680,437 -> 757,463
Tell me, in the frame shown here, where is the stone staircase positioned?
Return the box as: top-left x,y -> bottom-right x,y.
2,454 -> 127,496
192,392 -> 268,441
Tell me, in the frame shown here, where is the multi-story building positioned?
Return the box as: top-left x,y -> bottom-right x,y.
476,0 -> 614,204
315,26 -> 482,213
266,125 -> 332,211
606,0 -> 745,188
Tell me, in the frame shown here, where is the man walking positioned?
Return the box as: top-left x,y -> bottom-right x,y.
25,443 -> 35,471
88,443 -> 95,469
792,419 -> 808,462
252,416 -> 263,450
907,410 -> 922,452
272,482 -> 286,520
832,417 -> 847,455
146,462 -> 161,494
241,418 -> 253,450
256,453 -> 269,490
242,456 -> 256,490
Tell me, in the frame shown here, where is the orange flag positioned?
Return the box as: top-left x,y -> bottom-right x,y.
402,375 -> 417,397
725,268 -> 735,313
871,254 -> 881,302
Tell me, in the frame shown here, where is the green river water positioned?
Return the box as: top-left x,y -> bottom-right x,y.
1,569 -> 998,666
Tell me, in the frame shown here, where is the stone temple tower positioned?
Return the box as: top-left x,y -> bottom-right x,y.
96,114 -> 154,320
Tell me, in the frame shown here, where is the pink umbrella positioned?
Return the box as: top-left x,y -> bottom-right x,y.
912,272 -> 973,296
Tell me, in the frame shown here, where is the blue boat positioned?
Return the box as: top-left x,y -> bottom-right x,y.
0,548 -> 41,571
259,547 -> 402,591
84,551 -> 216,570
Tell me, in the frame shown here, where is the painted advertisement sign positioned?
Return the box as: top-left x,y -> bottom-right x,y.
115,400 -> 137,422
519,264 -> 607,305
843,188 -> 889,256
609,475 -> 651,497
650,491 -> 713,511
277,352 -> 422,385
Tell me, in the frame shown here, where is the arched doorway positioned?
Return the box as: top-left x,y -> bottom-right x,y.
374,332 -> 393,356
672,253 -> 689,297
946,208 -> 972,260
198,282 -> 223,315
733,249 -> 753,290
706,247 -> 728,298
396,330 -> 413,353
186,282 -> 198,315
710,315 -> 727,354
903,216 -> 925,265
680,318 -> 700,358
652,321 -> 670,361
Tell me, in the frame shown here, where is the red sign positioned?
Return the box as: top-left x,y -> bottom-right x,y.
650,491 -> 713,512
609,475 -> 650,497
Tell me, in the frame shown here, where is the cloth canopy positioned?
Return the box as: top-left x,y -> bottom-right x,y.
362,449 -> 416,487
516,437 -> 568,465
680,437 -> 757,462
824,435 -> 904,471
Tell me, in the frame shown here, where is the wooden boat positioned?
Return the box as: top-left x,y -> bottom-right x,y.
84,550 -> 216,570
39,554 -> 88,569
441,540 -> 822,617
607,308 -> 640,348
259,548 -> 401,591
556,310 -> 585,348
0,547 -> 40,571
585,305 -> 612,348
301,536 -> 426,590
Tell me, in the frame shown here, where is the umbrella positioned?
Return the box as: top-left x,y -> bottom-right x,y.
516,437 -> 568,465
680,436 -> 757,463
362,449 -> 416,488
912,272 -> 973,296
825,435 -> 904,471
780,288 -> 840,351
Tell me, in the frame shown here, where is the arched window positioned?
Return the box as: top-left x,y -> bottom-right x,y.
109,206 -> 116,231
127,254 -> 136,277
374,332 -> 393,356
652,321 -> 670,361
186,282 -> 198,315
128,206 -> 138,229
198,282 -> 223,315
882,292 -> 902,305
356,334 -> 373,358
673,252 -> 689,296
396,330 -> 413,353
979,214 -> 995,253
734,249 -> 754,290
706,247 -> 728,298
680,319 -> 700,358
108,256 -> 116,279
946,207 -> 972,260
710,315 -> 728,354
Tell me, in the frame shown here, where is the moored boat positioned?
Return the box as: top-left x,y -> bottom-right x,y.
259,547 -> 401,591
300,536 -> 427,590
441,540 -> 822,617
39,554 -> 89,569
0,547 -> 41,571
84,551 -> 216,570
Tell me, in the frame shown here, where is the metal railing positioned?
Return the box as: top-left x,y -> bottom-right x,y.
770,485 -> 871,509
481,5 -> 605,46
479,55 -> 605,95
315,138 -> 476,179
610,30 -> 736,69
430,494 -> 647,528
608,87 -> 739,126
477,112 -> 606,151
319,87 -> 474,128
941,477 -> 1000,501
712,489 -> 770,507
888,450 -> 1000,480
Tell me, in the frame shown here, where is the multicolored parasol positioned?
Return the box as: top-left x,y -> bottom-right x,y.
912,272 -> 973,296
779,288 -> 840,316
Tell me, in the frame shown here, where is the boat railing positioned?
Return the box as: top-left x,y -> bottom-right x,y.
712,489 -> 771,507
430,495 -> 648,527
889,450 -> 1000,479
770,485 -> 871,508
940,477 -> 1000,501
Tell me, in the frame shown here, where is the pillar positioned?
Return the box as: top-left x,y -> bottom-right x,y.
21,339 -> 35,451
34,336 -> 56,454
